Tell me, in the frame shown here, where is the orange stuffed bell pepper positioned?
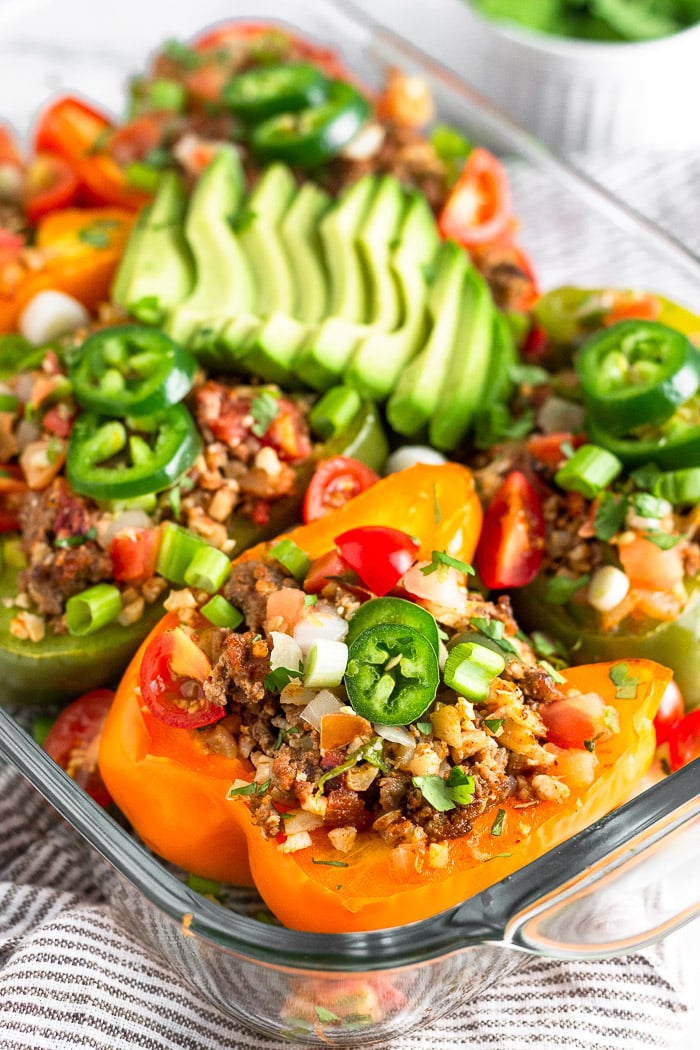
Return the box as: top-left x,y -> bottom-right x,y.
0,206 -> 134,332
99,462 -> 670,931
99,462 -> 482,885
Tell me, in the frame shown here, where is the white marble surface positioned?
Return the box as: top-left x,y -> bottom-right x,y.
0,0 -> 697,1045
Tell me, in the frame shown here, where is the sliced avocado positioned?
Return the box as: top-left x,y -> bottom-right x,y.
167,147 -> 255,345
386,240 -> 471,437
319,174 -> 376,323
429,268 -> 494,451
236,313 -> 309,387
293,317 -> 369,391
239,164 -> 297,317
211,312 -> 262,372
112,171 -> 193,324
356,175 -> 406,332
344,191 -> 440,400
279,182 -> 331,324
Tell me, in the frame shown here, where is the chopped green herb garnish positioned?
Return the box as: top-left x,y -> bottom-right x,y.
609,662 -> 639,699
491,808 -> 506,836
644,530 -> 680,550
314,1007 -> 342,1024
420,550 -> 475,577
412,766 -> 475,812
264,665 -> 303,692
273,725 -> 301,751
469,615 -> 519,656
316,736 -> 388,796
538,659 -> 566,684
484,717 -> 504,734
529,630 -> 568,661
473,403 -> 535,449
54,526 -> 97,550
78,225 -> 111,248
509,362 -> 549,387
304,593 -> 318,607
250,389 -> 280,437
486,851 -> 513,861
416,720 -> 432,735
311,858 -> 349,868
594,491 -> 628,541
227,781 -> 260,798
433,482 -> 442,524
544,573 -> 590,605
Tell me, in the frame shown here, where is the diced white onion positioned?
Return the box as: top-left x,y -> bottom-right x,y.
283,810 -> 324,836
293,603 -> 348,656
537,396 -> 585,435
280,682 -> 318,707
438,640 -> 449,671
402,561 -> 467,612
278,830 -> 312,854
15,417 -> 41,451
374,723 -> 415,747
304,638 -> 348,689
270,631 -> 303,673
340,122 -> 385,161
385,445 -> 447,475
300,689 -> 343,731
19,290 -> 89,346
587,565 -> 630,612
99,509 -> 154,550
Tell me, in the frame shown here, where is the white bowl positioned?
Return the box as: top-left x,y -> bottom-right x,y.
453,5 -> 700,153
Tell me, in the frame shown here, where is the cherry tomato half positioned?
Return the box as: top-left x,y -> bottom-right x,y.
303,456 -> 379,523
335,526 -> 419,597
43,688 -> 115,807
139,626 -> 224,729
668,708 -> 700,772
653,680 -> 685,748
475,470 -> 545,590
24,153 -> 80,224
541,692 -> 612,751
438,147 -> 512,248
110,527 -> 161,582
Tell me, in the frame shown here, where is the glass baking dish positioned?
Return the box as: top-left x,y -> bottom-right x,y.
1,0 -> 700,1043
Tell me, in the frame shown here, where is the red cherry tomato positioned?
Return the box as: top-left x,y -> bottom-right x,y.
107,115 -> 162,166
654,680 -> 685,748
438,148 -> 512,248
668,708 -> 700,772
139,627 -> 224,729
303,457 -> 379,523
24,153 -> 80,224
192,21 -> 351,81
43,689 -> 115,807
541,692 -> 612,751
526,432 -> 586,470
475,470 -> 545,590
335,526 -> 419,597
0,465 -> 28,533
303,549 -> 354,593
110,527 -> 160,582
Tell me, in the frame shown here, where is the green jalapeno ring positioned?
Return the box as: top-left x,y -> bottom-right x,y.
66,403 -> 201,501
222,62 -> 330,122
345,596 -> 440,654
576,320 -> 700,436
585,411 -> 700,469
70,325 -> 198,417
344,622 -> 439,726
251,80 -> 372,168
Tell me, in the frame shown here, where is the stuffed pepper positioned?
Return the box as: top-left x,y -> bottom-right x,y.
469,287 -> 700,714
98,463 -> 670,930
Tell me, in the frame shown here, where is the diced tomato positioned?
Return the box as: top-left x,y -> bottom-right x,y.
263,400 -> 312,462
184,65 -> 230,105
42,404 -> 75,439
668,708 -> 700,771
603,294 -> 662,327
654,680 -> 685,748
541,691 -> 616,751
335,526 -> 419,597
523,324 -> 548,359
24,153 -> 80,224
139,627 -> 223,729
107,115 -> 163,166
303,549 -> 355,594
527,432 -> 585,470
438,148 -> 512,248
266,587 -> 306,633
475,470 -> 545,590
43,689 -> 115,806
303,457 -> 379,523
110,527 -> 160,582
618,536 -> 684,593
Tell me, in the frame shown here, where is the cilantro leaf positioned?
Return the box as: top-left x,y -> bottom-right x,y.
491,808 -> 506,836
412,767 -> 475,811
594,491 -> 628,541
483,717 -> 504,734
469,616 -> 519,657
643,530 -> 680,550
264,666 -> 303,692
545,573 -> 589,605
420,550 -> 475,577
250,389 -> 280,438
609,662 -> 639,699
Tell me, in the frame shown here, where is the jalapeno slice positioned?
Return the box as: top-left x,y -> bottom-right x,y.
70,326 -> 198,417
346,596 -> 439,654
251,80 -> 371,167
222,62 -> 330,122
586,412 -> 700,469
66,404 -> 201,500
344,622 -> 439,725
576,320 -> 700,435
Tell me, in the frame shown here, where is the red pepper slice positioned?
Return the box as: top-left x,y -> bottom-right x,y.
303,456 -> 379,523
438,147 -> 512,248
24,153 -> 80,224
43,689 -> 115,807
139,627 -> 224,729
335,525 -> 419,596
653,680 -> 684,748
475,470 -> 545,590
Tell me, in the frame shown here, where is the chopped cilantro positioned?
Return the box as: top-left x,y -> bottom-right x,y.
509,362 -> 549,387
227,782 -> 259,799
264,665 -> 303,692
491,808 -> 506,836
314,1007 -> 341,1024
303,593 -> 318,607
469,615 -> 519,656
594,491 -> 628,541
415,720 -> 432,735
311,858 -> 349,868
316,736 -> 388,795
544,573 -> 589,605
631,491 -> 668,520
420,550 -> 475,577
483,717 -> 504,734
609,662 -> 639,699
54,526 -> 96,550
250,389 -> 280,438
644,530 -> 679,550
433,482 -> 442,524
78,225 -> 111,249
529,630 -> 568,661
412,766 -> 475,812
486,851 -> 513,861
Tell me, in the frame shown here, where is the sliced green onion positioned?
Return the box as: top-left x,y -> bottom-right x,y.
200,595 -> 244,629
0,393 -> 19,413
554,444 -> 623,498
304,639 -> 348,689
184,545 -> 231,594
148,78 -> 186,112
269,537 -> 311,582
443,641 -> 505,702
156,521 -> 209,585
309,385 -> 361,440
124,162 -> 162,192
654,467 -> 700,505
66,583 -> 122,636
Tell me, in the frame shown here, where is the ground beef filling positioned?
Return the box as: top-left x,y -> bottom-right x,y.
200,560 -> 570,849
